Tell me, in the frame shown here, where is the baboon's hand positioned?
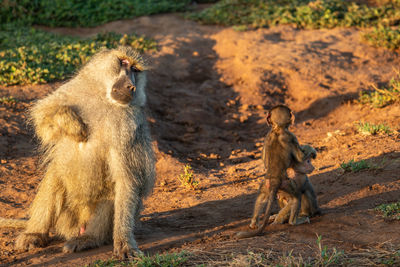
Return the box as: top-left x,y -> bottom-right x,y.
54,106 -> 88,142
113,239 -> 142,259
15,233 -> 48,251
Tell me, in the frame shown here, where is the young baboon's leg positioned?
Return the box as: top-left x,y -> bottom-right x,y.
63,200 -> 113,253
16,174 -> 63,250
236,178 -> 281,238
257,179 -> 280,228
249,190 -> 269,229
304,189 -> 321,216
287,192 -> 301,225
272,201 -> 291,224
300,194 -> 311,217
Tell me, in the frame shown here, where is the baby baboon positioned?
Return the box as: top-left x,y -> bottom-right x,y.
237,105 -> 304,239
0,47 -> 155,259
272,144 -> 321,224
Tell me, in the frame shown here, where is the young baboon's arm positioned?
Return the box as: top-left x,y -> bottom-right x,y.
261,135 -> 269,169
289,133 -> 305,163
31,98 -> 88,144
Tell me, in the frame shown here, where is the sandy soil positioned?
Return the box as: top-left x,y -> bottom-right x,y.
1,14 -> 399,266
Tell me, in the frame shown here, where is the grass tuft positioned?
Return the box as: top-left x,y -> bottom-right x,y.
340,159 -> 371,172
87,251 -> 189,267
315,234 -> 344,266
358,75 -> 400,108
356,122 -> 392,135
375,202 -> 400,220
363,26 -> 400,50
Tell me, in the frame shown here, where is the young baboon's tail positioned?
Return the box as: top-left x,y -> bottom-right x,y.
236,190 -> 278,239
236,215 -> 269,239
0,217 -> 27,229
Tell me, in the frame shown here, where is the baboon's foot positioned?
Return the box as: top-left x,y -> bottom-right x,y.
269,214 -> 278,221
313,208 -> 322,216
249,218 -> 258,229
113,238 -> 142,259
290,216 -> 310,225
63,235 -> 99,253
271,214 -> 287,225
16,233 -> 49,251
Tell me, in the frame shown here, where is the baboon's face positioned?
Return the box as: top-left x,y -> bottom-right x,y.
110,58 -> 143,105
293,158 -> 314,174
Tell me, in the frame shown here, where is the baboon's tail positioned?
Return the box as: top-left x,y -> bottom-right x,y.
236,218 -> 268,239
0,217 -> 27,229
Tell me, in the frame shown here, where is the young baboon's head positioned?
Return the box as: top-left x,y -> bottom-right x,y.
293,144 -> 317,174
267,105 -> 293,128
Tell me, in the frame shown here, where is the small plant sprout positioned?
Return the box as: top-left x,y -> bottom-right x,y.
178,164 -> 199,190
316,234 -> 344,266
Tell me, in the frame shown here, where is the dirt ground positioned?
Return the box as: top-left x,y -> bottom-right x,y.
0,14 -> 399,266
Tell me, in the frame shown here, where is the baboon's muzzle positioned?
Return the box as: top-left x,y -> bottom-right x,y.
111,76 -> 136,104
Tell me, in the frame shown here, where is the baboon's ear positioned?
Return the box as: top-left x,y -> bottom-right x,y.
290,111 -> 295,125
266,111 -> 272,125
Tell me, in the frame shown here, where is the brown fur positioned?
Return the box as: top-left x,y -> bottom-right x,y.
272,145 -> 321,224
0,47 -> 155,259
236,105 -> 304,239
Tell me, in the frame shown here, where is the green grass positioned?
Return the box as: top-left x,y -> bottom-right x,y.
87,251 -> 188,267
356,122 -> 392,135
340,159 -> 371,172
178,164 -> 199,190
190,0 -> 400,50
375,202 -> 400,220
189,0 -> 400,29
358,75 -> 400,108
363,26 -> 400,50
276,235 -> 343,266
1,0 -> 191,28
0,25 -> 156,86
203,235 -> 344,266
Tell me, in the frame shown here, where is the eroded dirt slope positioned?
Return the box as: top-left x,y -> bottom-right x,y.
0,14 -> 399,266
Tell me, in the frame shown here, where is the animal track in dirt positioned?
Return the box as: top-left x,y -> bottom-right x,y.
0,14 -> 399,266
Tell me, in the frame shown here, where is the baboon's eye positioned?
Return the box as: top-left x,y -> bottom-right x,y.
120,59 -> 130,66
131,66 -> 141,73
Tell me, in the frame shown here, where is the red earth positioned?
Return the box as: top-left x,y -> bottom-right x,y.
0,14 -> 399,266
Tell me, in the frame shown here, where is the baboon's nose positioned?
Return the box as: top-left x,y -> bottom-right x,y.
128,85 -> 136,92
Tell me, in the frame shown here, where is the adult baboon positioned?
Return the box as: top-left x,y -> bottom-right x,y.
0,46 -> 155,259
237,105 -> 304,238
